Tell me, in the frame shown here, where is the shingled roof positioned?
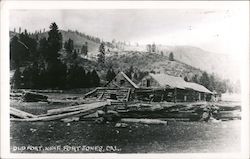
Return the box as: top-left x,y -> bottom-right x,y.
149,73 -> 212,94
149,73 -> 186,89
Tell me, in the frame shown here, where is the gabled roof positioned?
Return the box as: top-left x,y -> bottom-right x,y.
149,73 -> 186,89
148,73 -> 212,94
120,71 -> 139,89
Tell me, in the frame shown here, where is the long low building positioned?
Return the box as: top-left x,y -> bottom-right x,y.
137,73 -> 213,102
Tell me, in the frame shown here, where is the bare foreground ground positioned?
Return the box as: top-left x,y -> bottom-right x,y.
10,120 -> 240,153
10,92 -> 241,153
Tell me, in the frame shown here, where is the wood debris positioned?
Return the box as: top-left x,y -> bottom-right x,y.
11,101 -> 110,122
120,118 -> 168,125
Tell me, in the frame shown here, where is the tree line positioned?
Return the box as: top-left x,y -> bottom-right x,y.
10,22 -> 237,94
11,22 -> 102,89
186,72 -> 235,94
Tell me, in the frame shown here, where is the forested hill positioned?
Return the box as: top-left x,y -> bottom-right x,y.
9,26 -> 239,93
10,30 -> 239,84
105,51 -> 203,80
10,30 -> 101,52
10,29 -> 204,79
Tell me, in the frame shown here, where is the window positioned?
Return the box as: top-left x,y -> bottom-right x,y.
120,79 -> 125,86
146,79 -> 150,87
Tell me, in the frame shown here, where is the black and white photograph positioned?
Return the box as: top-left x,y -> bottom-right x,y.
0,1 -> 249,158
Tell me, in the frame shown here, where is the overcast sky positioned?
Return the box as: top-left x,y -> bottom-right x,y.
9,8 -> 248,58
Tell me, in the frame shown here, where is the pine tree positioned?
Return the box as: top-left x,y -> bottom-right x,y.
106,69 -> 112,82
67,65 -> 77,89
98,42 -> 105,64
64,38 -> 74,54
45,22 -> 66,89
30,62 -> 40,89
169,52 -> 174,61
146,44 -> 152,52
191,74 -> 199,83
13,67 -> 22,89
19,29 -> 37,61
81,42 -> 88,56
79,67 -> 86,88
152,43 -> 156,53
106,68 -> 116,82
200,72 -> 210,88
110,69 -> 116,81
126,66 -> 134,79
91,70 -> 100,87
86,71 -> 92,87
38,37 -> 49,60
22,66 -> 33,88
208,74 -> 216,91
10,35 -> 32,68
133,72 -> 138,81
10,36 -> 21,68
72,49 -> 78,59
47,22 -> 62,62
160,51 -> 164,56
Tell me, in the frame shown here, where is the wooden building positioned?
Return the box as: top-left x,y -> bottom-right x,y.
137,73 -> 213,102
106,71 -> 139,89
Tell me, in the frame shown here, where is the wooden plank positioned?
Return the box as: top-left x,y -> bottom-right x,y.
46,101 -> 108,115
11,101 -> 110,122
125,88 -> 131,101
98,92 -> 105,100
120,118 -> 167,125
83,88 -> 98,97
10,109 -> 29,119
10,107 -> 37,118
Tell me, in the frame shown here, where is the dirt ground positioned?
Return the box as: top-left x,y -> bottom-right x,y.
10,92 -> 241,153
10,120 -> 240,153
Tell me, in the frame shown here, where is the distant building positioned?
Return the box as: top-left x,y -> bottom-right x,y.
137,73 -> 213,102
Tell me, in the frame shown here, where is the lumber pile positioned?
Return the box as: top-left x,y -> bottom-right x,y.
118,101 -> 241,121
11,101 -> 110,122
10,90 -> 241,123
46,101 -> 108,115
10,92 -> 23,100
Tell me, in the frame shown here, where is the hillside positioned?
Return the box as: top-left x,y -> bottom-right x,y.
156,45 -> 240,82
120,44 -> 240,82
106,51 -> 203,80
54,30 -> 239,82
9,30 -> 239,83
10,30 -> 101,53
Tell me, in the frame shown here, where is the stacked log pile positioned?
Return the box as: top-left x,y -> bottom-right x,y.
11,101 -> 110,122
10,99 -> 241,122
117,101 -> 241,121
10,88 -> 241,123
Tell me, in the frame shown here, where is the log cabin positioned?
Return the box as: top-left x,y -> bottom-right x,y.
136,73 -> 213,102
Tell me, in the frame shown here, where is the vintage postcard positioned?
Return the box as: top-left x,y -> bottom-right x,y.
0,1 -> 249,159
